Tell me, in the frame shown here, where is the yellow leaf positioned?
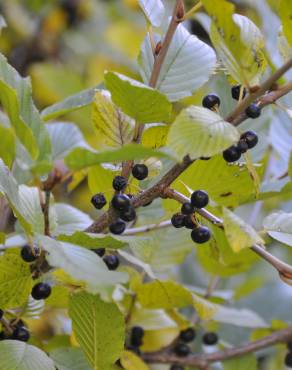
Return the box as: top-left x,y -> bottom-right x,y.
121,351 -> 149,370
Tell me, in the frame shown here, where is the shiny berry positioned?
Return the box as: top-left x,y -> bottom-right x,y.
285,353 -> 292,367
202,94 -> 220,109
237,139 -> 249,153
111,194 -> 131,211
103,255 -> 120,270
191,226 -> 211,244
31,283 -> 51,300
180,328 -> 196,343
112,176 -> 127,191
181,202 -> 194,215
12,326 -> 30,342
223,145 -> 241,163
91,193 -> 106,209
109,220 -> 126,234
202,332 -> 218,345
120,206 -> 136,222
191,190 -> 209,208
184,215 -> 196,229
21,245 -> 39,263
245,103 -> 261,118
174,343 -> 191,357
171,214 -> 185,228
92,248 -> 105,257
231,85 -> 247,100
132,164 -> 148,181
130,326 -> 144,347
240,130 -> 258,149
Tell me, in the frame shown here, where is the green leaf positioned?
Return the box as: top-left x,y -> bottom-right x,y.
202,0 -> 265,85
263,211 -> 292,246
138,0 -> 164,27
65,144 -> 171,171
278,26 -> 292,62
69,292 -> 125,370
37,236 -> 128,297
0,253 -> 33,309
139,23 -> 216,101
167,106 -> 239,160
87,164 -> 116,198
47,122 -> 87,161
222,207 -> 264,252
0,125 -> 16,168
0,340 -> 55,370
279,0 -> 292,45
224,354 -> 257,370
50,347 -> 91,370
92,91 -> 134,149
41,87 -> 98,121
104,72 -> 171,123
136,280 -> 193,309
0,53 -> 51,173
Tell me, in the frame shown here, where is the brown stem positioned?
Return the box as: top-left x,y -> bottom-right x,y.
124,220 -> 171,235
43,191 -> 51,237
143,325 -> 292,367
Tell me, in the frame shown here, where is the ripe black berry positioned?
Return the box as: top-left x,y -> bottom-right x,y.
20,245 -> 39,263
237,139 -> 249,153
120,206 -> 136,222
191,226 -> 211,244
130,326 -> 144,347
191,190 -> 209,209
103,255 -> 120,270
111,194 -> 131,211
285,352 -> 292,367
202,94 -> 220,109
180,328 -> 196,343
223,145 -> 241,163
245,103 -> 261,118
12,326 -> 30,342
112,176 -> 127,191
31,282 -> 51,300
92,248 -> 105,257
240,130 -> 258,149
170,366 -> 184,370
174,343 -> 191,357
109,220 -> 126,234
184,215 -> 196,229
231,85 -> 247,100
91,193 -> 106,209
171,214 -> 185,228
132,164 -> 148,181
202,332 -> 218,345
181,202 -> 194,215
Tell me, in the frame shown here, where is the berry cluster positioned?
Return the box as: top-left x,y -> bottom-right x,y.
223,130 -> 258,163
285,342 -> 292,368
0,311 -> 30,342
171,190 -> 211,244
92,249 -> 120,270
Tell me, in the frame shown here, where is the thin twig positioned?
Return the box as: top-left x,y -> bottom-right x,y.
124,220 -> 171,235
43,191 -> 51,237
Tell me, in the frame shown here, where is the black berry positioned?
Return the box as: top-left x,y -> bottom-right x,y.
130,326 -> 144,347
191,226 -> 211,244
174,343 -> 191,357
231,85 -> 247,100
91,193 -> 106,209
12,326 -> 30,342
202,332 -> 218,345
245,103 -> 261,118
92,248 -> 105,257
191,190 -> 209,209
132,164 -> 148,181
184,215 -> 196,229
112,176 -> 127,191
237,139 -> 249,154
120,206 -> 136,222
103,255 -> 120,270
287,341 -> 292,351
111,194 -> 131,211
223,145 -> 241,163
202,94 -> 220,109
240,130 -> 258,149
180,328 -> 196,343
181,202 -> 194,215
170,365 -> 184,370
285,352 -> 292,367
31,282 -> 51,300
109,220 -> 126,234
20,245 -> 39,263
171,214 -> 185,228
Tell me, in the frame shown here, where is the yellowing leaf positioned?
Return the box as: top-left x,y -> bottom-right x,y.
121,351 -> 149,370
279,0 -> 292,45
